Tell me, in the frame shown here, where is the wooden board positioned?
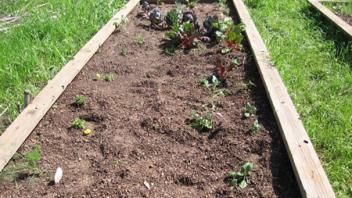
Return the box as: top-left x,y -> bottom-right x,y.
0,0 -> 140,172
231,0 -> 336,197
309,0 -> 352,37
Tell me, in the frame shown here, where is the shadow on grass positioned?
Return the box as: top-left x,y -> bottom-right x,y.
302,5 -> 352,68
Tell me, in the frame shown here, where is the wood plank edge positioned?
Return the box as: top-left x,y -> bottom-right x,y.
231,0 -> 336,197
309,0 -> 352,37
0,0 -> 140,172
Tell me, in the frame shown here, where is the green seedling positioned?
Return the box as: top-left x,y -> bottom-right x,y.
250,119 -> 261,134
200,75 -> 220,88
104,73 -> 115,82
200,76 -> 229,96
228,162 -> 253,189
72,118 -> 85,129
243,102 -> 256,118
0,146 -> 41,182
231,58 -> 240,66
74,95 -> 86,107
164,46 -> 176,56
135,35 -> 145,46
190,110 -> 213,131
120,48 -> 128,56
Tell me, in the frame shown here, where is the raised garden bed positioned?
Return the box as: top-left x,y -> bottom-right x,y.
309,0 -> 352,37
0,0 -> 335,197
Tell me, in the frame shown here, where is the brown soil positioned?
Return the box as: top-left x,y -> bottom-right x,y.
0,2 -> 300,198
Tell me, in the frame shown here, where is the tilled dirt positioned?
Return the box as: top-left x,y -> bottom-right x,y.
0,2 -> 300,198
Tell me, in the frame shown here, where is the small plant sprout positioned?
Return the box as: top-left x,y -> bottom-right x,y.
190,110 -> 213,132
74,95 -> 86,107
228,162 -> 253,189
164,46 -> 176,56
250,119 -> 261,134
135,35 -> 145,46
72,118 -> 85,129
104,73 -> 115,82
200,75 -> 220,89
120,48 -> 128,56
243,102 -> 256,118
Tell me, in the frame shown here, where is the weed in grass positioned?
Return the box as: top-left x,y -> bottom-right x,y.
104,73 -> 115,82
72,118 -> 85,129
135,35 -> 145,46
250,120 -> 261,134
74,95 -> 86,107
243,102 -> 256,118
190,110 -> 213,132
0,146 -> 41,182
228,162 -> 253,189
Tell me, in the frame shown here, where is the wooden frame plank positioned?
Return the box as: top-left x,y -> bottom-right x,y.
0,0 -> 336,197
308,0 -> 352,37
231,0 -> 336,197
0,0 -> 140,172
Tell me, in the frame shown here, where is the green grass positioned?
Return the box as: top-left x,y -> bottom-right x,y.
324,1 -> 352,16
0,0 -> 126,132
244,0 -> 352,197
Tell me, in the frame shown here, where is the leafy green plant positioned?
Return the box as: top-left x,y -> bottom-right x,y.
190,110 -> 213,131
200,76 -> 229,97
228,162 -> 253,189
212,17 -> 244,52
165,21 -> 205,49
0,146 -> 41,182
250,119 -> 261,133
72,118 -> 85,129
200,75 -> 220,89
243,102 -> 256,118
104,73 -> 115,82
74,95 -> 86,107
165,9 -> 182,27
135,35 -> 145,46
164,46 -> 177,56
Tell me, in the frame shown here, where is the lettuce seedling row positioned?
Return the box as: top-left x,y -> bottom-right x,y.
0,0 -> 334,197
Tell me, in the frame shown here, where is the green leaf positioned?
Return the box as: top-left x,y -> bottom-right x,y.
242,162 -> 253,174
230,178 -> 238,186
239,180 -> 248,189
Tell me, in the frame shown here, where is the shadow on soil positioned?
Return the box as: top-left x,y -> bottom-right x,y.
228,1 -> 302,197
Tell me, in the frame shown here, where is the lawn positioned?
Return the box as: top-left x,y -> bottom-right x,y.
323,1 -> 352,16
0,0 -> 126,132
244,0 -> 352,197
